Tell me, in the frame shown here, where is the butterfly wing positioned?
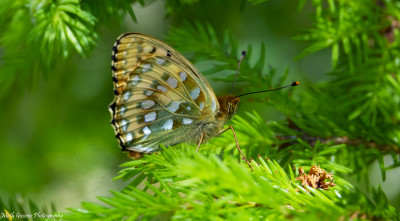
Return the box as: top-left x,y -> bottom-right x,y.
109,33 -> 220,153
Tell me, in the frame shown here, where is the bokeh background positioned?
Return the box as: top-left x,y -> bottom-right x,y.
1,0 -> 399,212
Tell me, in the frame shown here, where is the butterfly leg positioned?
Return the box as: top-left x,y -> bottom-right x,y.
196,132 -> 205,152
219,126 -> 253,170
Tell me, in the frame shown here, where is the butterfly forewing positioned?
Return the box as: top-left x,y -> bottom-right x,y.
110,33 -> 220,153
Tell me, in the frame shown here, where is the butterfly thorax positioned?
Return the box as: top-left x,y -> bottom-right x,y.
200,95 -> 239,142
187,95 -> 240,146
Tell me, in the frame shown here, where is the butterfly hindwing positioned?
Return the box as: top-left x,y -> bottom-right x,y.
110,33 -> 220,153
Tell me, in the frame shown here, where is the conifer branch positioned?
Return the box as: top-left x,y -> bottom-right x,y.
65,146 -> 399,220
0,0 -> 145,97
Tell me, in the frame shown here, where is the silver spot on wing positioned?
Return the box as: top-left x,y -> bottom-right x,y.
144,112 -> 157,122
162,119 -> 173,130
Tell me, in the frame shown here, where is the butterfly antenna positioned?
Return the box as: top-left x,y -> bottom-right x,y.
230,50 -> 246,96
235,81 -> 299,98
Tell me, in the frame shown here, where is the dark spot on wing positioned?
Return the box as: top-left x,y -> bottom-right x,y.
109,101 -> 116,115
161,73 -> 170,81
151,80 -> 159,89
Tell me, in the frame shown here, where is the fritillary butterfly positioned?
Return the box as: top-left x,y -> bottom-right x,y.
109,33 -> 298,168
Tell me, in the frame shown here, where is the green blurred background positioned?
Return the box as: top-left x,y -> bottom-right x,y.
1,0 -> 398,211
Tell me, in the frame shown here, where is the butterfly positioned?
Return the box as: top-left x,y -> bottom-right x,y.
109,33 -> 299,168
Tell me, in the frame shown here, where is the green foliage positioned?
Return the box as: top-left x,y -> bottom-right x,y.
1,0 -> 399,220
291,0 -> 400,182
66,145 -> 398,220
296,0 -> 400,140
0,0 -> 144,96
30,0 -> 97,58
81,0 -> 144,24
